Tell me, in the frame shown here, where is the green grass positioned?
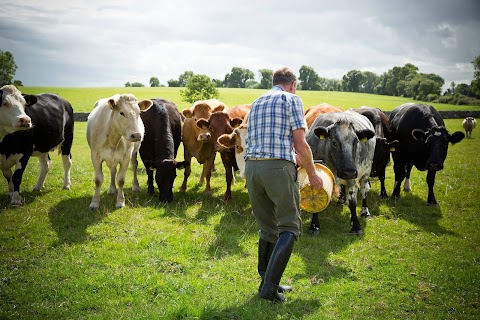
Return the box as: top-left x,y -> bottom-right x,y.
19,86 -> 480,113
1,114 -> 479,317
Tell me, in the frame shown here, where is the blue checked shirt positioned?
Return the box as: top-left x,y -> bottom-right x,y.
245,85 -> 307,163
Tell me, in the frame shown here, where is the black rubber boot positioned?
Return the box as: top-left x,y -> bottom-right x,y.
258,238 -> 292,293
259,232 -> 295,303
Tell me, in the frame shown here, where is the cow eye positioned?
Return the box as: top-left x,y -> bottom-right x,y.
120,112 -> 125,116
332,141 -> 338,148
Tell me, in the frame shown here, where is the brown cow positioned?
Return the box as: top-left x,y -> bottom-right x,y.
196,104 -> 250,200
305,103 -> 343,128
180,99 -> 227,194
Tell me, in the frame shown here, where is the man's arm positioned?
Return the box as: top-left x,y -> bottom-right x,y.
293,128 -> 323,189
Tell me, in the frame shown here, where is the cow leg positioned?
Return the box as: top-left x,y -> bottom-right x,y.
403,163 -> 413,192
202,154 -> 216,194
347,182 -> 362,234
61,154 -> 72,190
108,166 -> 117,195
426,170 -> 438,205
33,153 -> 51,191
2,169 -> 13,193
391,161 -> 406,199
115,160 -> 129,209
130,151 -> 140,192
146,167 -> 155,195
90,160 -> 104,210
360,177 -> 371,218
379,168 -> 387,198
309,212 -> 320,235
220,151 -> 235,200
180,152 -> 192,193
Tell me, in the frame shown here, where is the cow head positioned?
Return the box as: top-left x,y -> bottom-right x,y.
182,100 -> 226,141
313,120 -> 375,180
0,85 -> 32,140
196,111 -> 243,149
217,124 -> 248,178
411,126 -> 464,171
154,159 -> 188,203
108,94 -> 152,142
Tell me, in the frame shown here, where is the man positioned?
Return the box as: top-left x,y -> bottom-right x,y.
245,67 -> 323,303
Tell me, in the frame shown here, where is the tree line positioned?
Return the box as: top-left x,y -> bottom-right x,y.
1,50 -> 479,106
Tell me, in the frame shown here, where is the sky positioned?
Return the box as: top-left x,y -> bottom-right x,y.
1,0 -> 479,89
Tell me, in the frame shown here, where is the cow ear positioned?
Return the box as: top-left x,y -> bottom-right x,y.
175,161 -> 188,169
108,98 -> 118,110
196,118 -> 209,129
388,140 -> 400,152
357,129 -> 375,142
313,126 -> 329,140
230,118 -> 243,128
138,99 -> 153,112
183,109 -> 193,118
217,133 -> 235,149
449,131 -> 465,144
23,94 -> 38,106
213,105 -> 226,112
411,129 -> 427,142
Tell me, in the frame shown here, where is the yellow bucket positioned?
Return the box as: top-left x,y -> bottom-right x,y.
298,163 -> 335,213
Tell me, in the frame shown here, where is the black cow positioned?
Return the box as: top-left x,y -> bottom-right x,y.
0,85 -> 74,205
389,103 -> 464,205
138,98 -> 187,202
354,106 -> 398,198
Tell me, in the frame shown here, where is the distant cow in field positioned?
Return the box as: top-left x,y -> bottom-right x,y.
180,99 -> 227,194
389,103 -> 464,205
0,85 -> 74,205
138,98 -> 187,203
462,117 -> 476,138
196,104 -> 250,200
306,111 -> 376,234
87,94 -> 152,210
353,106 -> 398,198
304,103 -> 343,128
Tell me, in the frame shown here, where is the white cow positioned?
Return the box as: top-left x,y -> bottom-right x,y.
462,117 -> 476,138
86,94 -> 152,210
217,123 -> 248,178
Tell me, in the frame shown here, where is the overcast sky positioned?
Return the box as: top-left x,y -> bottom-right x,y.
1,0 -> 479,89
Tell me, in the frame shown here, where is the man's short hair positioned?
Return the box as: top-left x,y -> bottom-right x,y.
273,67 -> 297,86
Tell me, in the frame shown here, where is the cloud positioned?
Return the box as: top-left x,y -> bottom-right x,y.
0,0 -> 478,88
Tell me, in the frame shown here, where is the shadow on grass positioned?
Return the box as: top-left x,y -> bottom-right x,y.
168,295 -> 321,319
47,195 -> 108,245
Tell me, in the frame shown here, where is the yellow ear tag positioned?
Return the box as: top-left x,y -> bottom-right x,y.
360,137 -> 368,143
390,147 -> 396,152
320,135 -> 326,140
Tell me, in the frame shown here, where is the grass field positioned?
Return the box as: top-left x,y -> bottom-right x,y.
0,91 -> 479,319
18,86 -> 480,113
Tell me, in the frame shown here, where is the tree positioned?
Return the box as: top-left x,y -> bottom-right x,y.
167,79 -> 180,87
178,71 -> 194,87
342,70 -> 365,92
471,54 -> 480,97
13,80 -> 23,87
0,50 -> 18,86
131,82 -> 145,87
125,82 -> 131,87
180,74 -> 219,103
298,65 -> 320,90
258,69 -> 273,89
224,67 -> 254,88
149,77 -> 160,87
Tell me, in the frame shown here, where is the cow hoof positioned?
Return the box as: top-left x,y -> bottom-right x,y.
116,204 -> 125,209
89,204 -> 99,211
132,186 -> 140,192
349,229 -> 363,235
427,202 -> 438,206
62,185 -> 71,190
308,226 -> 320,236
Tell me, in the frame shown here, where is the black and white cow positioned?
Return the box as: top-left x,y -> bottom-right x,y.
0,85 -> 74,205
138,98 -> 187,202
353,106 -> 398,198
389,103 -> 464,205
306,111 -> 376,234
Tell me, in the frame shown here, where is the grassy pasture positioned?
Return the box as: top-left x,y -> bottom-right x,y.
0,90 -> 479,319
19,86 -> 480,113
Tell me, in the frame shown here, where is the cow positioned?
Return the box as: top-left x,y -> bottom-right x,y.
462,117 -> 476,138
306,111 -> 376,234
137,98 -> 187,202
195,104 -> 250,200
217,122 -> 248,178
353,106 -> 399,198
304,103 -> 343,128
86,94 -> 152,210
389,103 -> 464,205
180,99 -> 227,195
0,85 -> 74,205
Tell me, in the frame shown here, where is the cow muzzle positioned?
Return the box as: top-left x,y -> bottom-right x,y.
128,133 -> 143,142
16,116 -> 32,128
338,169 -> 358,180
197,132 -> 211,142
